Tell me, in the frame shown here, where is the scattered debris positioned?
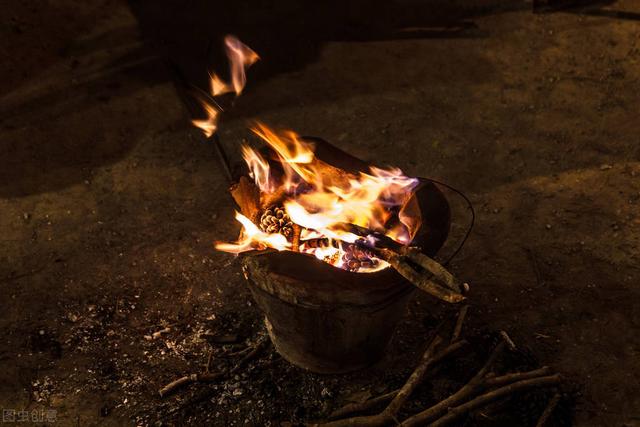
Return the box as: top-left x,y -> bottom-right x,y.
159,335 -> 268,398
143,327 -> 171,341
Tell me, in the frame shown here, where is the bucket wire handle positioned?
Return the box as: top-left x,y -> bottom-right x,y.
425,178 -> 476,266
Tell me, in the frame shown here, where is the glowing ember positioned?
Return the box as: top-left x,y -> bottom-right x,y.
192,37 -> 421,273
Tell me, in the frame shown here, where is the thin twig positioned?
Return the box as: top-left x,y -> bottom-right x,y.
380,249 -> 465,303
322,307 -> 471,426
398,341 -> 506,425
535,392 -> 561,427
159,375 -> 195,398
223,345 -> 254,358
320,339 -> 468,427
451,305 -> 469,342
328,391 -> 397,420
158,372 -> 224,398
398,335 -> 559,427
320,334 -> 443,427
474,341 -> 506,381
385,335 -> 443,416
484,367 -> 552,388
229,336 -> 268,374
326,340 -> 468,422
500,330 -> 517,351
425,375 -> 562,427
430,340 -> 468,365
300,237 -> 466,303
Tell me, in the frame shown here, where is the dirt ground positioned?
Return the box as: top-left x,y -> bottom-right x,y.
1,0 -> 639,426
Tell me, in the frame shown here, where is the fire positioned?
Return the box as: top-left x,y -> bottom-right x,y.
193,36 -> 421,273
191,35 -> 259,137
215,124 -> 420,273
215,211 -> 291,254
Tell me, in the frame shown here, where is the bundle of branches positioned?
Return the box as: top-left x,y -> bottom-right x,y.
316,307 -> 564,427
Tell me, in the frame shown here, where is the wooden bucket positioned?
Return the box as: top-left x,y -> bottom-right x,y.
240,138 -> 450,373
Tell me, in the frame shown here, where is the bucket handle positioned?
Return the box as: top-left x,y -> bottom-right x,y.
424,178 -> 476,266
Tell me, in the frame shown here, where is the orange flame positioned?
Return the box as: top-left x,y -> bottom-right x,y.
251,123 -> 317,189
191,102 -> 220,138
193,36 -> 420,273
192,36 -> 259,137
215,211 -> 290,253
241,145 -> 273,193
224,35 -> 259,95
209,72 -> 231,96
222,124 -> 420,273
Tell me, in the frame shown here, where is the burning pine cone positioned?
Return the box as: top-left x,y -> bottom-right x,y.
259,206 -> 294,239
342,243 -> 379,272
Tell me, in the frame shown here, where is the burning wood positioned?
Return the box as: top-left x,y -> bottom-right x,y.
221,137 -> 468,303
191,36 -> 467,303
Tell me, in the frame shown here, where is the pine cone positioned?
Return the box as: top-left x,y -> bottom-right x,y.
342,242 -> 378,272
259,206 -> 294,238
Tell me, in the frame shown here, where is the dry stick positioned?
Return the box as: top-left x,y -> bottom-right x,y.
158,372 -> 223,398
223,344 -> 254,358
324,306 -> 471,423
399,355 -> 557,427
335,225 -> 466,296
320,335 -> 443,427
300,237 -> 466,304
327,340 -> 468,421
328,391 -> 397,421
500,330 -> 517,351
535,392 -> 561,427
159,376 -> 195,398
425,375 -> 562,427
321,340 -> 469,427
380,249 -> 465,303
396,341 -> 506,426
403,248 -> 466,293
385,335 -> 444,416
451,305 -> 469,343
484,367 -> 552,388
228,337 -> 268,375
427,339 -> 469,368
